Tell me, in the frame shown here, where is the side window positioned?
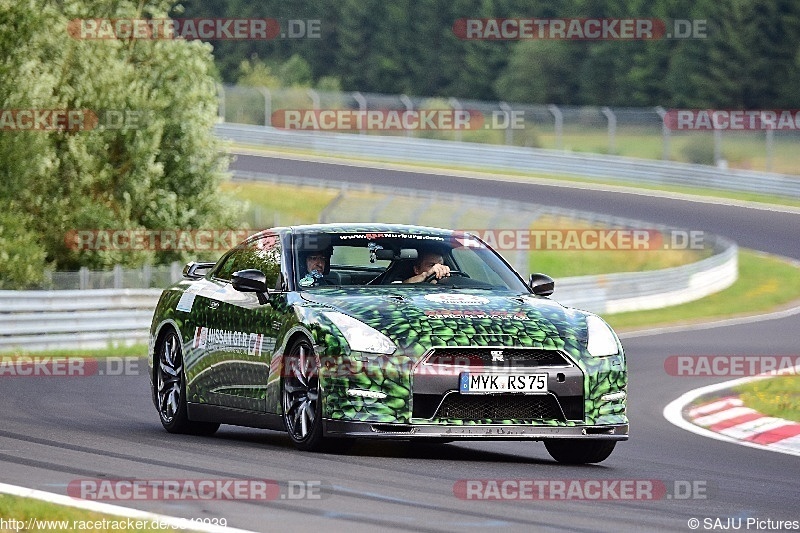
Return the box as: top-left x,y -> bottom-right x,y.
213,234 -> 282,288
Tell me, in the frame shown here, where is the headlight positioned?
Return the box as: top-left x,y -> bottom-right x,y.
322,312 -> 396,355
586,315 -> 620,357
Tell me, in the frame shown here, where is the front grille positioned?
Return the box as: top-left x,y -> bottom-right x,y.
413,394 -> 443,419
558,395 -> 584,420
433,393 -> 566,421
423,348 -> 570,368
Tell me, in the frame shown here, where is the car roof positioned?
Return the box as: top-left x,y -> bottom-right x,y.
287,223 -> 455,235
243,224 -> 464,246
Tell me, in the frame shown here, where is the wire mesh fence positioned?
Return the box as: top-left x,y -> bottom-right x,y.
219,85 -> 800,174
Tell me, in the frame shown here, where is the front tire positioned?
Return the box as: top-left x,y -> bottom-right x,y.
282,339 -> 325,451
155,329 -> 219,436
544,439 -> 616,464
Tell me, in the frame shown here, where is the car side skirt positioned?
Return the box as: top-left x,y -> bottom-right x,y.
187,403 -> 285,432
323,419 -> 629,440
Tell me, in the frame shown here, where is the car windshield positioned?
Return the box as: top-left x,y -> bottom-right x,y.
292,230 -> 528,292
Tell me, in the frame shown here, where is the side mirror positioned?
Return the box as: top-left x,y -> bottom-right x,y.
232,269 -> 268,293
183,261 -> 215,279
529,273 -> 555,296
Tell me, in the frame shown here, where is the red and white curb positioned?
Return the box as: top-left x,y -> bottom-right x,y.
688,396 -> 800,453
0,482 -> 258,533
663,372 -> 800,457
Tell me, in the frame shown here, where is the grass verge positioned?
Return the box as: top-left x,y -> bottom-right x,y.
734,376 -> 800,424
221,180 -> 338,226
0,344 -> 149,359
0,494 -> 203,533
607,250 -> 800,331
528,215 -> 709,276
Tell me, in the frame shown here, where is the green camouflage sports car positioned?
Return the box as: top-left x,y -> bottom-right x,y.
148,223 -> 627,463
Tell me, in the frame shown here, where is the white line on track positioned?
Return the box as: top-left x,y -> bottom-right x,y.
0,482 -> 259,533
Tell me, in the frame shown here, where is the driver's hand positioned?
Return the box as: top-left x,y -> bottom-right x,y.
425,263 -> 450,283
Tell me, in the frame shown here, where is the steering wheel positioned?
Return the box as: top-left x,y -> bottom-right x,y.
423,270 -> 467,283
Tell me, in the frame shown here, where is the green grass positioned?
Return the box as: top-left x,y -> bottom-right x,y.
1,344 -> 149,359
734,376 -> 800,423
0,494 -> 204,533
221,180 -> 339,226
527,215 -> 709,276
606,250 -> 800,331
538,128 -> 800,175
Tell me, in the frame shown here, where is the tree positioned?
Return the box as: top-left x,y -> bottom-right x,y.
0,0 -> 236,284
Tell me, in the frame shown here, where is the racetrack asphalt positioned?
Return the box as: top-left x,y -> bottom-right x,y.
0,153 -> 797,533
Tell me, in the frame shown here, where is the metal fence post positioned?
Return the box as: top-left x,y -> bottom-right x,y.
307,88 -> 320,110
601,107 -> 616,154
79,267 -> 89,290
548,104 -> 563,150
113,264 -> 122,289
353,92 -> 367,134
714,128 -> 723,167
259,87 -> 271,126
400,94 -> 413,138
500,102 -> 513,145
448,97 -> 463,142
171,261 -> 182,283
217,84 -> 225,122
766,129 -> 774,173
655,106 -> 670,160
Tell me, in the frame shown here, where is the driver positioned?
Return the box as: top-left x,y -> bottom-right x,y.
404,251 -> 450,284
298,248 -> 334,287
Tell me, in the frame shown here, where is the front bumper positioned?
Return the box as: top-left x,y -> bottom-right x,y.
324,419 -> 628,440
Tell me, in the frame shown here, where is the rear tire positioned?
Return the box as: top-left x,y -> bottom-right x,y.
155,329 -> 219,436
544,439 -> 616,464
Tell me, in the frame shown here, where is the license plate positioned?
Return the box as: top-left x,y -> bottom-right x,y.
459,373 -> 548,394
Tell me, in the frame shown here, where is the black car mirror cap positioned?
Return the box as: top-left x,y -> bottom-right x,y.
232,269 -> 269,293
529,273 -> 555,296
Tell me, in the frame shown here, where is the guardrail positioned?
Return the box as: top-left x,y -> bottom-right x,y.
557,236 -> 737,314
0,289 -> 161,351
0,171 -> 738,352
218,123 -> 800,199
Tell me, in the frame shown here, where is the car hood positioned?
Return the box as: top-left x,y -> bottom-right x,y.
301,287 -> 588,352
